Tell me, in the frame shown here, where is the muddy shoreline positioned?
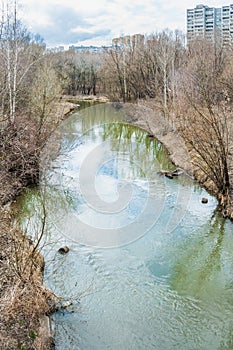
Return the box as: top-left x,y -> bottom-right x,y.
123,101 -> 233,219
123,103 -> 193,174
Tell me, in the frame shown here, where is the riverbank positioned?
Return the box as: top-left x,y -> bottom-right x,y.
123,102 -> 193,174
62,94 -> 110,104
0,98 -> 77,349
0,207 -> 55,349
124,101 -> 233,220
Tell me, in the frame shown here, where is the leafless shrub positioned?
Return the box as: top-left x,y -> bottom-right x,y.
0,208 -> 56,350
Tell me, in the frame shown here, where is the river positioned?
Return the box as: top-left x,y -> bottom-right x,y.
18,103 -> 233,350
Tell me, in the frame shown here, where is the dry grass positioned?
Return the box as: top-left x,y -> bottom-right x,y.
0,204 -> 55,350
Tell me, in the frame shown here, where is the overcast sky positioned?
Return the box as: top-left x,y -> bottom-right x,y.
19,1 -> 232,47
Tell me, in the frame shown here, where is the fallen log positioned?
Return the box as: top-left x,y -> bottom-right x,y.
157,168 -> 184,178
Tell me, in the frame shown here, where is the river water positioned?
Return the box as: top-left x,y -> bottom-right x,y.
18,104 -> 233,350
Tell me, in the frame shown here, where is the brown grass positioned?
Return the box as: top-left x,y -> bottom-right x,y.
0,209 -> 55,349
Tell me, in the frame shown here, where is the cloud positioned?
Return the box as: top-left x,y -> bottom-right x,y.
20,1 -> 110,45
19,0 -> 233,47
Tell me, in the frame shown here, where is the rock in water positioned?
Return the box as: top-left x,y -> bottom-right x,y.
201,197 -> 208,204
58,246 -> 70,254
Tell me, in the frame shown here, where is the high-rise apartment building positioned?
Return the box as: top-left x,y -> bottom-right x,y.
112,34 -> 144,49
187,4 -> 233,47
221,5 -> 233,46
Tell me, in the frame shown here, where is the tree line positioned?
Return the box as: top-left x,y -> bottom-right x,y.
101,31 -> 232,217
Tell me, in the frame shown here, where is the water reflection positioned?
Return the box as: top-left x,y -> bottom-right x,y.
41,105 -> 177,246
170,212 -> 233,301
16,103 -> 233,350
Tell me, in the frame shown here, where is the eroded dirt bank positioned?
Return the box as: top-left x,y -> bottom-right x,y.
123,102 -> 233,219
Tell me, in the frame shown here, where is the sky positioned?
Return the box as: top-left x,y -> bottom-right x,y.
18,0 -> 233,47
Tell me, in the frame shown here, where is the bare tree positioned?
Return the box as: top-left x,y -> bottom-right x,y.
0,0 -> 46,124
101,31 -> 185,107
29,56 -> 62,135
52,49 -> 101,97
176,38 -> 232,217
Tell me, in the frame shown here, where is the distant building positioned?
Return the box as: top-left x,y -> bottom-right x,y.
68,45 -> 104,53
48,46 -> 65,53
112,34 -> 144,49
187,4 -> 233,47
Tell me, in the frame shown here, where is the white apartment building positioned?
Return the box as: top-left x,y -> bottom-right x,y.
221,4 -> 233,46
187,4 -> 233,47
